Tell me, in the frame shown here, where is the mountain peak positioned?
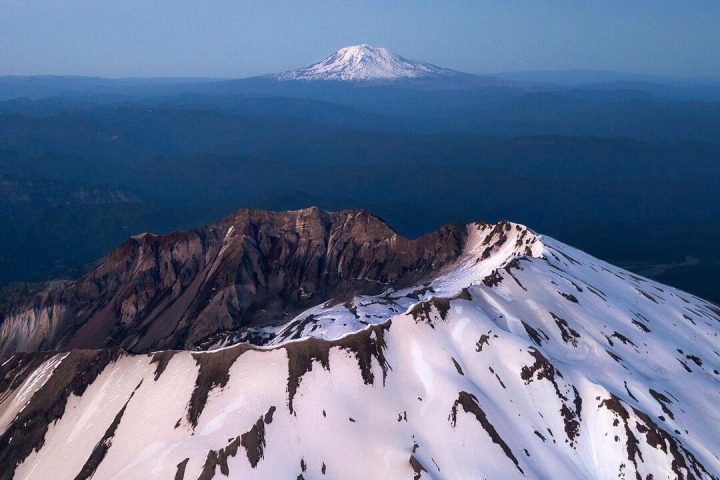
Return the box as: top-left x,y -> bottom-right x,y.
276,44 -> 452,81
3,209 -> 719,479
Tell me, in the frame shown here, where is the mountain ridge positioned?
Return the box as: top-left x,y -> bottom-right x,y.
0,207 -> 469,357
0,207 -> 718,479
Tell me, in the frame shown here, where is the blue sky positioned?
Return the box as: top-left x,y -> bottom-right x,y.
1,0 -> 719,78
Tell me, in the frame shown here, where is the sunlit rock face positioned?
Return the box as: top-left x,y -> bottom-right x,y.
0,207 -> 467,357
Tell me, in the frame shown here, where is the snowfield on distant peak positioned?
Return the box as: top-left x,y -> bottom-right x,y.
276,44 -> 454,81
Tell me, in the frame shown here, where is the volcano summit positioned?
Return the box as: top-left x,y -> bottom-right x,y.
275,44 -> 457,81
0,208 -> 718,479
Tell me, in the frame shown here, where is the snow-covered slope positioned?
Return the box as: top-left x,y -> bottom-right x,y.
1,221 -> 719,479
276,44 -> 455,81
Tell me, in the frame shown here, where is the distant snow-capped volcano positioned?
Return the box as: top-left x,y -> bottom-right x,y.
276,44 -> 455,81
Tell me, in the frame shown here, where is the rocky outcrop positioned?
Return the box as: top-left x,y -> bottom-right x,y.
0,207 -> 466,357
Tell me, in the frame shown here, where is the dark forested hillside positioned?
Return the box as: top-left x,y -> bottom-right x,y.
0,83 -> 718,301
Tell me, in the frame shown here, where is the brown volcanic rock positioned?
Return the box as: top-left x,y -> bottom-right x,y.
0,207 -> 467,357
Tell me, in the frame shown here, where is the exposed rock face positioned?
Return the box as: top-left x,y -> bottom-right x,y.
0,207 -> 466,357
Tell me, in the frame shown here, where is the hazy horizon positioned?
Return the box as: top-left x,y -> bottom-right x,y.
1,65 -> 719,83
2,1 -> 719,79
